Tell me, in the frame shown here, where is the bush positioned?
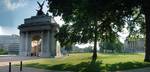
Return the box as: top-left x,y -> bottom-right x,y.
0,48 -> 8,55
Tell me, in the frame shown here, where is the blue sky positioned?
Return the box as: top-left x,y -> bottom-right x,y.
0,0 -> 64,35
0,0 -> 96,48
0,0 -> 127,44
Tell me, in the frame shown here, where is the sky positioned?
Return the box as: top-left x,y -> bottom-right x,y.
0,0 -> 128,48
0,0 -> 64,35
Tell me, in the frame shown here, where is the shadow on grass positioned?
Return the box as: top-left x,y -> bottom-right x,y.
24,61 -> 103,72
105,62 -> 150,71
23,61 -> 150,72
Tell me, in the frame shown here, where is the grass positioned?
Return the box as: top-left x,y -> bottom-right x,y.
22,53 -> 150,72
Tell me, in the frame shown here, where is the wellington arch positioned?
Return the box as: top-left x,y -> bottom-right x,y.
18,2 -> 61,57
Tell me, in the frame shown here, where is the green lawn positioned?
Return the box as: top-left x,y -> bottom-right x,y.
22,53 -> 150,72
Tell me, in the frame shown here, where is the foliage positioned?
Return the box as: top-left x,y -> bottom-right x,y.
23,53 -> 150,72
126,12 -> 145,41
54,25 -> 74,47
83,46 -> 93,52
48,0 -> 150,60
0,48 -> 8,55
100,38 -> 123,53
48,0 -> 144,61
126,8 -> 145,35
64,44 -> 73,53
70,46 -> 93,53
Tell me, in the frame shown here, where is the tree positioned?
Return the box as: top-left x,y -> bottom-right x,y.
48,0 -> 126,62
64,44 -> 73,54
84,46 -> 93,52
100,41 -> 114,53
100,38 -> 123,53
48,0 -> 150,62
143,0 -> 150,62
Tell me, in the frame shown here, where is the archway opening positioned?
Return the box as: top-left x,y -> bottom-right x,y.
31,35 -> 41,56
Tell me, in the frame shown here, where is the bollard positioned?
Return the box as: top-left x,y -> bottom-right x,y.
9,62 -> 11,72
20,61 -> 22,71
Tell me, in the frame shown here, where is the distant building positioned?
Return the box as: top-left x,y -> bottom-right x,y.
0,34 -> 19,54
124,38 -> 145,53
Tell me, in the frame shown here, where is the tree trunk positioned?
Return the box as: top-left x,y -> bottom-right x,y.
92,33 -> 97,62
143,0 -> 150,62
92,21 -> 98,62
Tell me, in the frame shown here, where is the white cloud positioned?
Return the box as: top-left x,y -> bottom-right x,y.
3,0 -> 26,11
75,43 -> 93,48
0,26 -> 3,35
0,26 -> 19,35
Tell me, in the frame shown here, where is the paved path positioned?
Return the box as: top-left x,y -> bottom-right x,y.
0,66 -> 71,72
0,55 -> 39,62
0,55 -> 71,72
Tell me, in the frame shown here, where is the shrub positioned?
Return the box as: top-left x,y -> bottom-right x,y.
0,48 -> 8,55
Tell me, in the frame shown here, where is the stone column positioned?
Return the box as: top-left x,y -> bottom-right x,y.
19,32 -> 26,56
44,30 -> 50,57
50,31 -> 56,57
25,32 -> 28,56
130,41 -> 132,52
129,41 -> 131,52
40,31 -> 49,57
132,41 -> 134,52
27,32 -> 31,56
47,30 -> 50,56
128,41 -> 132,52
134,41 -> 135,51
40,31 -> 44,56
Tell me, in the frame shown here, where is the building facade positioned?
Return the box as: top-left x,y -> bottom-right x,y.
124,38 -> 145,52
0,35 -> 19,54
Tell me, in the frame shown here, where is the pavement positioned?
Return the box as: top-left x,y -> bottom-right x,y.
0,66 -> 71,72
0,55 -> 71,72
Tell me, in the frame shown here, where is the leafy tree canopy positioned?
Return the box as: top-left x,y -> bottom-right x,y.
48,0 -> 143,44
48,0 -> 144,61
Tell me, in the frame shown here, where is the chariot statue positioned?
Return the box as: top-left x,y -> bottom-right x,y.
36,1 -> 45,16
